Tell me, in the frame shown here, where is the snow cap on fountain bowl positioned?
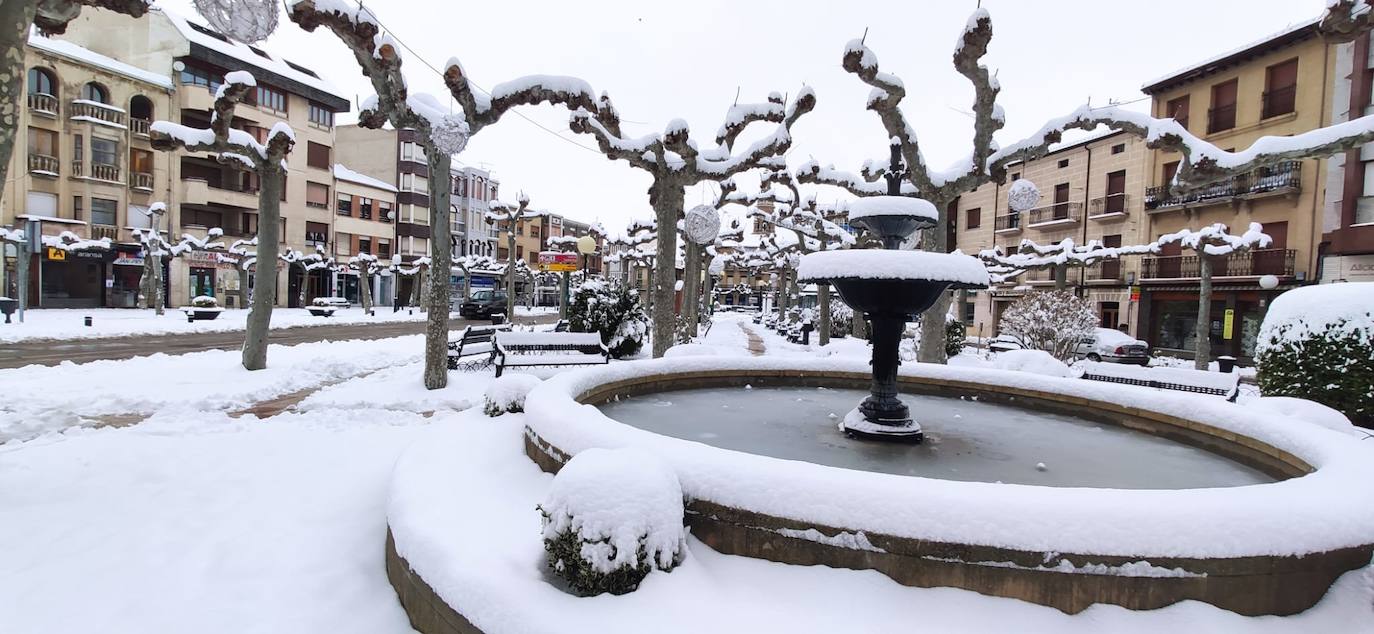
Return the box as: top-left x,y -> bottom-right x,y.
844,196 -> 938,249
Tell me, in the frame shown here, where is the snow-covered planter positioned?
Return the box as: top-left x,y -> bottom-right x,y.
191,295 -> 219,309
567,280 -> 649,358
307,297 -> 337,317
483,373 -> 542,416
537,448 -> 685,596
1256,283 -> 1374,427
186,295 -> 223,320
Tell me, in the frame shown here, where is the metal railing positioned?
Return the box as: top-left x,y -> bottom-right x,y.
994,212 -> 1021,232
1140,248 -> 1296,279
91,224 -> 118,241
131,172 -> 154,189
90,163 -> 120,182
28,153 -> 58,174
1207,103 -> 1236,134
129,118 -> 152,136
1145,161 -> 1301,210
1086,261 -> 1122,281
1262,85 -> 1296,119
1088,193 -> 1128,217
1026,201 -> 1083,227
70,100 -> 125,127
28,93 -> 58,114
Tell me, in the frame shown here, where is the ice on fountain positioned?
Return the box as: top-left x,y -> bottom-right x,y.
797,249 -> 990,286
846,195 -> 939,221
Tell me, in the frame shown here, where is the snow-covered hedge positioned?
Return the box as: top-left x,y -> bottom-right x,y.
998,290 -> 1095,361
483,374 -> 541,416
537,448 -> 685,596
1256,283 -> 1374,426
191,295 -> 219,309
829,300 -> 854,337
568,280 -> 649,358
945,319 -> 966,357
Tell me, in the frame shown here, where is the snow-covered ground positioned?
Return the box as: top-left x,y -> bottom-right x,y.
0,307 -> 428,343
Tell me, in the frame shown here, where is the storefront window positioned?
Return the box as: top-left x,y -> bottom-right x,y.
189,267 -> 215,301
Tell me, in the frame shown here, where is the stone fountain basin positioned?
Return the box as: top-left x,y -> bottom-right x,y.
518,357 -> 1374,616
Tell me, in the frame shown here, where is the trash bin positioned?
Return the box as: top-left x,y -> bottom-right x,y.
491,313 -> 507,325
1216,355 -> 1236,373
801,322 -> 814,346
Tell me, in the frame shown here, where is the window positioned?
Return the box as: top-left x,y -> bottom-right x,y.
27,67 -> 55,96
91,198 -> 117,226
306,221 -> 329,246
91,138 -> 118,166
28,127 -> 57,160
357,236 -> 371,254
400,142 -> 426,163
359,197 -> 374,220
378,239 -> 391,259
129,95 -> 153,122
73,134 -> 83,166
81,82 -> 109,104
306,182 -> 330,208
73,196 -> 82,221
456,178 -> 468,197
306,141 -> 331,170
26,191 -> 57,216
516,245 -> 524,259
1263,58 -> 1298,119
1057,159 -> 1069,169
128,204 -> 153,230
965,207 -> 981,229
257,85 -> 287,112
962,300 -> 975,324
1359,160 -> 1374,224
1162,160 -> 1180,186
401,173 -> 428,193
337,193 -> 353,216
1208,79 -> 1238,133
335,231 -> 352,256
308,102 -> 334,127
130,149 -> 153,176
1111,143 -> 1125,155
184,208 -> 223,229
1104,170 -> 1127,214
1010,172 -> 1020,181
1166,95 -> 1190,130
179,64 -> 222,93
378,201 -> 393,223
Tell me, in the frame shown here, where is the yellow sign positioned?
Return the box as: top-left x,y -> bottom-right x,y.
1223,308 -> 1235,340
46,247 -> 66,261
539,263 -> 578,272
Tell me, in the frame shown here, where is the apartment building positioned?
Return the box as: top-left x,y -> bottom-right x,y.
1,32 -> 176,308
1321,30 -> 1374,283
954,131 -> 1151,336
453,166 -> 499,258
332,164 -> 398,303
1139,19 -> 1332,361
59,7 -> 350,308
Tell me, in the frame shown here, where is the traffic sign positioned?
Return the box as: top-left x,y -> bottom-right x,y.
537,251 -> 579,272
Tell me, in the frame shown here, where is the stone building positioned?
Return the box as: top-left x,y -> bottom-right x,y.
1320,29 -> 1374,284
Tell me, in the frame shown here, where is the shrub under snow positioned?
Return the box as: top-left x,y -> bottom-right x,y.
538,448 -> 685,596
829,300 -> 854,337
998,290 -> 1096,362
945,318 -> 967,358
990,349 -> 1073,378
1256,283 -> 1373,426
190,295 -> 219,309
568,279 -> 649,358
482,373 -> 542,416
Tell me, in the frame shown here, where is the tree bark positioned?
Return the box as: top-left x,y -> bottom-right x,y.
152,255 -> 164,315
242,165 -> 283,371
681,241 -> 701,338
649,179 -> 683,358
358,268 -> 373,313
423,150 -> 452,390
237,267 -> 249,311
1054,264 -> 1068,290
917,197 -> 952,364
1195,254 -> 1213,370
505,229 -> 517,320
0,2 -> 36,215
818,283 -> 831,345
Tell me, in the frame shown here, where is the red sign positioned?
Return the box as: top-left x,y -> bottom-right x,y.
537,251 -> 579,272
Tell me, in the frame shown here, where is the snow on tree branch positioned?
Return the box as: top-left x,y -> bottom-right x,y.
32,0 -> 151,35
1320,0 -> 1374,42
149,72 -> 294,168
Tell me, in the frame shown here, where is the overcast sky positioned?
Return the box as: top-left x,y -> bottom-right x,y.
161,0 -> 1319,233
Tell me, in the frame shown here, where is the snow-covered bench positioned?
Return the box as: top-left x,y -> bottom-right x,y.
447,324 -> 512,370
1078,361 -> 1241,401
492,331 -> 609,377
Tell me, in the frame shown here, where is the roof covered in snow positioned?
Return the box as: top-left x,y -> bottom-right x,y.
333,164 -> 398,193
28,32 -> 173,90
1142,18 -> 1320,94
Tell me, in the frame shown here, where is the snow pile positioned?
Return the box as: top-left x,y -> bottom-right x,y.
1256,282 -> 1374,353
664,343 -> 724,358
989,349 -> 1073,378
797,250 -> 989,287
846,196 -> 938,222
483,373 -> 542,416
538,447 -> 685,596
1249,397 -> 1366,438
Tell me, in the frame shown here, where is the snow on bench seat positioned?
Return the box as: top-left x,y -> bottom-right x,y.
1078,361 -> 1240,399
497,332 -> 604,347
493,331 -> 609,376
500,353 -> 609,367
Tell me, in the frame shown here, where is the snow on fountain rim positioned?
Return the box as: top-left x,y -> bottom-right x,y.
523,356 -> 1374,559
797,249 -> 990,286
846,195 -> 939,221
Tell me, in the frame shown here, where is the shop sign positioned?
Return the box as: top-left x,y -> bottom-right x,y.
113,254 -> 145,267
45,247 -> 66,261
1129,286 -> 1141,302
1223,308 -> 1235,340
75,250 -> 104,259
537,251 -> 578,272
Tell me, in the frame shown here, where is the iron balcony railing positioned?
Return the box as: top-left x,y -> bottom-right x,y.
1026,201 -> 1083,227
28,93 -> 58,115
1088,193 -> 1128,217
91,224 -> 118,241
1086,261 -> 1123,281
1262,85 -> 1296,120
1207,103 -> 1236,134
1140,248 -> 1295,279
28,153 -> 59,174
994,212 -> 1022,232
1145,161 -> 1301,210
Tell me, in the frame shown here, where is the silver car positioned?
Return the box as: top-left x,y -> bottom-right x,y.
1073,328 -> 1149,365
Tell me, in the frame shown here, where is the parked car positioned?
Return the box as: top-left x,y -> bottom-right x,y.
460,290 -> 509,320
987,334 -> 1025,353
1072,328 -> 1149,365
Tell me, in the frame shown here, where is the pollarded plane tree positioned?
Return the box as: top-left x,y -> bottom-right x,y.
803,7 -> 1374,365
347,251 -> 383,314
289,0 -> 598,389
569,89 -> 817,357
485,193 -> 543,320
979,237 -> 1158,290
129,206 -> 240,314
674,177 -> 742,336
148,72 -> 294,371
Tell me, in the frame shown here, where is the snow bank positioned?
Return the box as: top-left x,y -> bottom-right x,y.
484,374 -> 542,416
990,349 -> 1072,378
1256,282 -> 1374,353
1250,397 -> 1367,438
797,250 -> 990,287
0,307 -> 429,344
522,356 -> 1374,559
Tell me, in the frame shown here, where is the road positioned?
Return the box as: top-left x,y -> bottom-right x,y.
0,314 -> 560,369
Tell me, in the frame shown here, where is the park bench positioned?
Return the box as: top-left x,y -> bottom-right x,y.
1077,361 -> 1241,402
446,324 -> 512,370
492,331 -> 609,377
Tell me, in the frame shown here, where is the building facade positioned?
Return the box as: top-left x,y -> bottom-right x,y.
1321,30 -> 1374,283
332,165 -> 398,304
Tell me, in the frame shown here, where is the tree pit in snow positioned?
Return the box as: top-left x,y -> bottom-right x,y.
538,447 -> 685,596
483,373 -> 542,417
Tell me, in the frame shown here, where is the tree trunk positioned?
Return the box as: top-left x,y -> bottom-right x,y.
242,165 -> 283,371
818,282 -> 831,345
1054,264 -> 1068,290
237,267 -> 249,311
681,241 -> 701,338
152,255 -> 164,315
461,265 -> 471,302
358,268 -> 373,313
297,264 -> 307,307
1194,254 -> 1213,371
411,269 -> 424,307
140,253 -> 156,310
649,179 -> 683,358
917,197 -> 952,364
423,150 -> 452,390
0,2 -> 36,215
505,230 -> 517,320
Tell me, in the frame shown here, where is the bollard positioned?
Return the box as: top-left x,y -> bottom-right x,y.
187,312 -> 195,323
84,316 -> 92,327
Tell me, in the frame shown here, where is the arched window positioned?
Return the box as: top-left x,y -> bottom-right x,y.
81,82 -> 109,104
27,68 -> 56,96
129,95 -> 153,121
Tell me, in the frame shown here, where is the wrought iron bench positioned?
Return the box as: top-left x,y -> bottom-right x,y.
492,331 -> 609,377
446,324 -> 512,370
1078,361 -> 1241,402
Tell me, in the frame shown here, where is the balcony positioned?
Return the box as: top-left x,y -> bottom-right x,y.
181,177 -> 258,209
28,153 -> 59,175
89,163 -> 121,183
1206,103 -> 1236,134
70,100 -> 126,128
994,212 -> 1022,234
1262,86 -> 1296,120
1026,202 -> 1082,228
1145,161 -> 1301,211
129,118 -> 152,137
91,224 -> 119,241
1086,261 -> 1123,283
131,172 -> 154,190
28,93 -> 58,116
1140,248 -> 1296,280
1088,193 -> 1128,219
